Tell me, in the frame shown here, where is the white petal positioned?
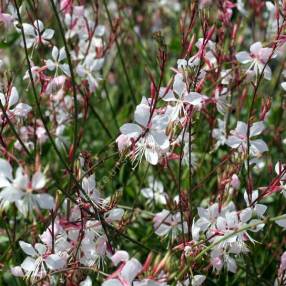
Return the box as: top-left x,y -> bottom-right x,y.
110,250 -> 129,266
177,59 -> 188,69
32,171 -> 46,190
35,243 -> 47,255
12,103 -> 32,117
22,23 -> 35,36
235,121 -> 247,136
21,257 -> 36,272
192,275 -> 206,286
45,254 -> 66,270
226,136 -> 243,148
226,256 -> 237,273
250,42 -> 263,55
254,204 -> 267,217
0,159 -> 13,180
120,123 -> 142,137
250,121 -> 265,137
46,59 -> 56,71
281,82 -> 286,91
102,279 -> 122,286
160,88 -> 176,101
134,104 -> 150,127
0,93 -> 6,106
121,258 -> 142,283
42,28 -> 54,40
145,148 -> 159,165
34,20 -> 44,32
19,241 -> 37,256
250,139 -> 268,155
94,25 -> 105,37
58,48 -> 67,61
80,276 -> 93,286
35,194 -> 55,209
105,208 -> 124,221
184,92 -> 207,105
235,51 -> 252,64
0,187 -> 23,202
52,46 -> 59,61
10,266 -> 24,277
8,87 -> 19,107
60,64 -> 71,76
155,224 -> 171,236
275,216 -> 286,228
151,131 -> 169,150
173,74 -> 185,97
240,208 -> 252,222
141,188 -> 153,199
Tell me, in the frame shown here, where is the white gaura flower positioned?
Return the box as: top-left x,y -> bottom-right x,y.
153,209 -> 188,239
243,190 -> 267,217
210,250 -> 237,273
236,42 -> 274,80
0,86 -> 31,123
212,119 -> 227,149
0,159 -> 54,216
81,174 -> 101,206
226,121 -> 268,156
80,276 -> 93,286
188,38 -> 216,68
141,176 -> 167,205
76,54 -> 104,92
46,46 -> 71,76
191,275 -> 206,286
21,20 -> 54,49
102,257 -> 142,286
275,161 -> 286,197
159,74 -> 207,121
119,97 -> 170,165
214,87 -> 229,115
11,241 -> 66,281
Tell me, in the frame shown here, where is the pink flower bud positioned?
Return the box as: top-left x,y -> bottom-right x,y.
231,174 -> 240,190
280,252 -> 286,271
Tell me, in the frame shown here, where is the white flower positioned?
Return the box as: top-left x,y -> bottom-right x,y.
80,276 -> 93,286
210,250 -> 237,273
81,174 -> 101,205
191,275 -> 206,286
76,54 -> 104,91
275,215 -> 286,228
212,119 -> 227,149
46,46 -> 71,76
11,241 -> 66,281
21,20 -> 54,49
243,190 -> 267,217
102,258 -> 142,286
0,87 -> 31,123
275,162 -> 286,197
153,209 -> 188,239
120,97 -> 170,165
226,121 -> 268,156
159,74 -> 207,121
236,42 -> 274,80
0,159 -> 54,216
141,176 -> 167,204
